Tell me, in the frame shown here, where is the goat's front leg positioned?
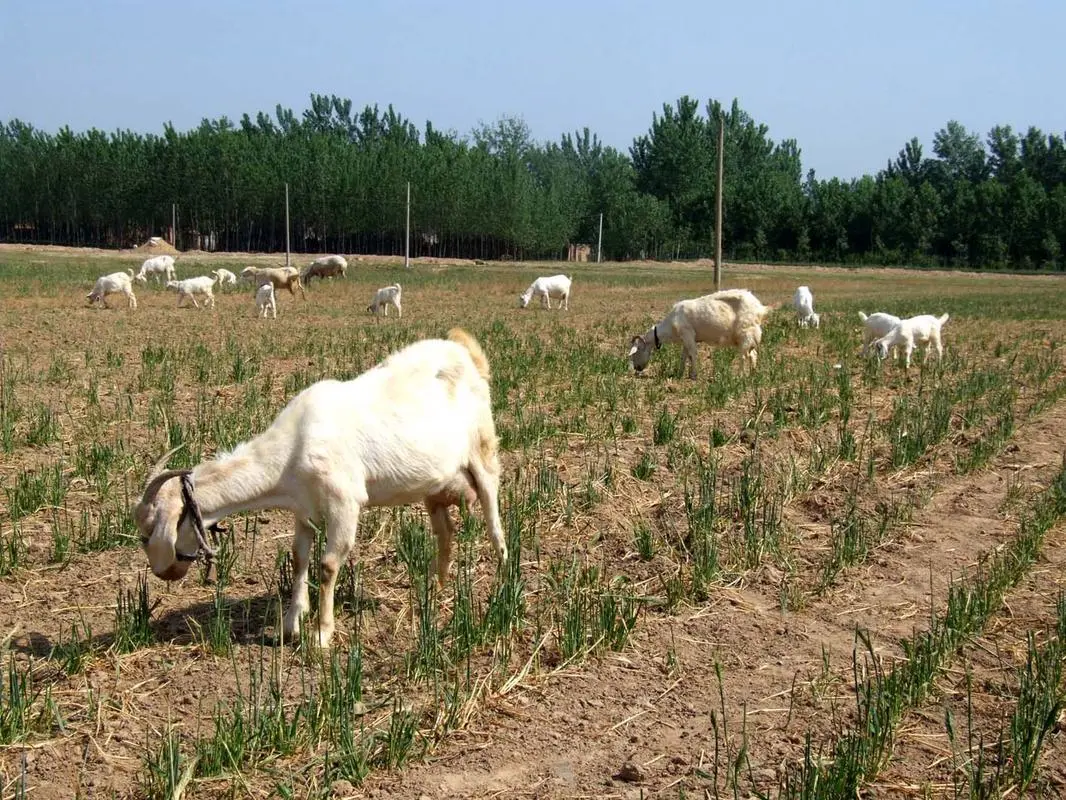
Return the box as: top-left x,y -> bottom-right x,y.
316,502 -> 360,647
283,518 -> 316,641
681,331 -> 699,379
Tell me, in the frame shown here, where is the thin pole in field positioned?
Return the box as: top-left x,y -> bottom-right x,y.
171,203 -> 177,249
597,212 -> 603,263
284,182 -> 291,267
404,181 -> 411,269
714,114 -> 724,290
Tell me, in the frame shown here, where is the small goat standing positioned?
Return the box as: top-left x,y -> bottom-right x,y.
133,329 -> 507,648
793,286 -> 820,328
367,283 -> 402,318
872,313 -> 950,368
166,276 -> 217,309
87,269 -> 138,309
256,283 -> 277,319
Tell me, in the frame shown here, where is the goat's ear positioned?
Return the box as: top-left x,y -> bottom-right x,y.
627,345 -> 639,358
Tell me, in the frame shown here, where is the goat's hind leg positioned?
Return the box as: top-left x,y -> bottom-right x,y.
465,461 -> 507,567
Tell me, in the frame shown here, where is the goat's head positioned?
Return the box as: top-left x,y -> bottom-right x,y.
627,333 -> 655,373
518,292 -> 532,308
133,446 -> 200,582
873,336 -> 891,360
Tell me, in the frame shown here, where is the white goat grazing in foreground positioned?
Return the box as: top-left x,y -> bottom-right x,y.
519,274 -> 572,310
87,269 -> 138,309
166,276 -> 217,309
135,255 -> 176,285
301,255 -> 348,284
858,311 -> 902,358
367,283 -> 402,318
628,288 -> 769,380
211,268 -> 238,289
241,266 -> 305,299
872,313 -> 950,368
133,329 -> 507,648
256,283 -> 277,319
793,285 -> 820,328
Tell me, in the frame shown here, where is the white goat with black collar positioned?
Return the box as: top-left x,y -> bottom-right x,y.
132,329 -> 507,648
627,288 -> 769,379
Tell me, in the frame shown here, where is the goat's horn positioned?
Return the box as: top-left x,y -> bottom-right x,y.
147,444 -> 186,483
143,468 -> 193,499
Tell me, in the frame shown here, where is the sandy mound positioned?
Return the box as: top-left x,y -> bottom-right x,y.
134,236 -> 179,255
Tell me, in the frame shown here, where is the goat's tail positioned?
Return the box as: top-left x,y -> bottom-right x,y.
857,311 -> 868,322
938,313 -> 950,326
448,328 -> 490,381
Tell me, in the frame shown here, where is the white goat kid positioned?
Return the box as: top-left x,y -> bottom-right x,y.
627,288 -> 769,380
519,274 -> 572,310
132,329 -> 508,648
211,268 -> 238,290
135,255 -> 176,285
872,313 -> 950,368
858,311 -> 902,358
256,283 -> 277,319
367,283 -> 402,318
793,285 -> 820,328
87,269 -> 138,309
166,276 -> 217,309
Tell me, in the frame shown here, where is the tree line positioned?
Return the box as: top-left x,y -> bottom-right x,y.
1,93 -> 1064,268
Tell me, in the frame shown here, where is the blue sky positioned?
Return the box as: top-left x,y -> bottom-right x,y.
2,0 -> 1064,178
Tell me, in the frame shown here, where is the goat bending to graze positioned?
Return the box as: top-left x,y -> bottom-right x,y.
627,288 -> 769,380
166,276 -> 217,309
858,311 -> 902,358
133,328 -> 507,648
793,285 -> 820,328
519,274 -> 572,310
301,255 -> 348,284
87,269 -> 138,309
367,283 -> 402,318
135,255 -> 176,285
211,268 -> 237,289
872,313 -> 950,369
241,266 -> 305,299
256,283 -> 277,319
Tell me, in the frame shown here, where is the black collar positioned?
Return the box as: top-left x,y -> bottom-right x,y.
653,325 -> 662,350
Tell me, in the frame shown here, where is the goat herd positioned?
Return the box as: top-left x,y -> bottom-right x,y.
109,251 -> 955,649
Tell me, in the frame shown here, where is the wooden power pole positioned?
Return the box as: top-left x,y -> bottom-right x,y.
284,183 -> 291,267
714,114 -> 724,290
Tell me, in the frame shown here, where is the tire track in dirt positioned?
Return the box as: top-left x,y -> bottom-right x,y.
363,399 -> 1066,799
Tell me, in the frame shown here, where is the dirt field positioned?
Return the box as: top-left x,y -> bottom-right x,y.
0,245 -> 1065,799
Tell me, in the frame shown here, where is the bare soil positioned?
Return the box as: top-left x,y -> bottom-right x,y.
0,246 -> 1064,799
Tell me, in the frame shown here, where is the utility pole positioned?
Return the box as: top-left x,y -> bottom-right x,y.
284,182 -> 291,267
171,203 -> 177,249
714,114 -> 724,290
597,212 -> 603,263
404,181 -> 411,269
